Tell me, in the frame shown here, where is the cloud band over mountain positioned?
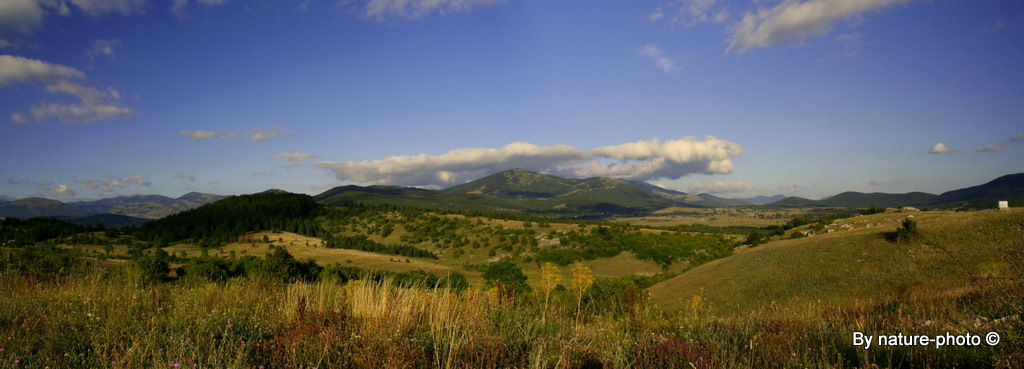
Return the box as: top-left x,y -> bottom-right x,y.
311,136 -> 743,188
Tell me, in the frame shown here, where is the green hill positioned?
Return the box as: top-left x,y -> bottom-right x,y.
647,208 -> 1024,315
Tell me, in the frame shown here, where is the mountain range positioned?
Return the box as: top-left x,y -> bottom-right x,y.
764,173 -> 1024,208
0,192 -> 226,223
2,171 -> 1022,223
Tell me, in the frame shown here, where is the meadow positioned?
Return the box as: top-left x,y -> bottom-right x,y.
1,203 -> 1022,368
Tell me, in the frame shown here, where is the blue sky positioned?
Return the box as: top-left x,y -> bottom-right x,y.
1,0 -> 1022,201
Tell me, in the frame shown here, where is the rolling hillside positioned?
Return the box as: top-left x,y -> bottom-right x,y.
647,208 -> 1024,315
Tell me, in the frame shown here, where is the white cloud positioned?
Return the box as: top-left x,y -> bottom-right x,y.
76,174 -> 150,194
688,181 -> 754,194
180,130 -> 220,140
87,38 -> 120,62
246,124 -> 292,142
171,0 -> 188,17
583,136 -> 743,179
49,184 -> 75,197
361,0 -> 500,20
251,171 -> 273,176
0,55 -> 84,86
636,44 -> 681,74
175,173 -> 197,182
928,142 -> 957,154
727,0 -> 911,54
656,0 -> 729,27
68,0 -> 148,17
975,132 -> 1024,153
121,174 -> 149,186
25,101 -> 134,124
172,0 -> 229,18
2,55 -> 133,124
179,126 -> 289,141
0,0 -> 47,36
274,150 -> 320,162
311,136 -> 744,188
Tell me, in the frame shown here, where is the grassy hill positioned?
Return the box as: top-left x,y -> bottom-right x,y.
648,208 -> 1024,315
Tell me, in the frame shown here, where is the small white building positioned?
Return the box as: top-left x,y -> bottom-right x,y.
998,201 -> 1009,210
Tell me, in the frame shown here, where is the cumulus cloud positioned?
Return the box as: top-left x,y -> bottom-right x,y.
636,44 -> 680,74
311,136 -> 744,188
274,150 -> 320,162
49,184 -> 75,197
688,181 -> 755,194
175,173 -> 197,182
928,142 -> 958,154
727,0 -> 911,54
976,132 -> 1024,153
360,0 -> 500,20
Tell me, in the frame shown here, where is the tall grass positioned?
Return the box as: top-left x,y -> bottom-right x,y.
1,257 -> 1020,368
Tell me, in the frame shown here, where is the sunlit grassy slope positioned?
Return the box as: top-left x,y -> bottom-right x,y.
648,208 -> 1024,315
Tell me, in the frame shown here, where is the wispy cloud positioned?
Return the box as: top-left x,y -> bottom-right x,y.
274,150 -> 320,162
728,0 -> 912,54
688,181 -> 754,194
311,136 -> 743,188
175,173 -> 197,182
636,44 -> 681,74
0,55 -> 83,86
87,38 -> 120,63
651,0 -> 729,27
70,0 -> 148,17
172,0 -> 231,18
2,55 -> 133,124
358,0 -> 501,20
179,125 -> 290,141
777,182 -> 804,195
247,124 -> 292,142
76,174 -> 151,195
180,130 -> 221,140
976,132 -> 1024,153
